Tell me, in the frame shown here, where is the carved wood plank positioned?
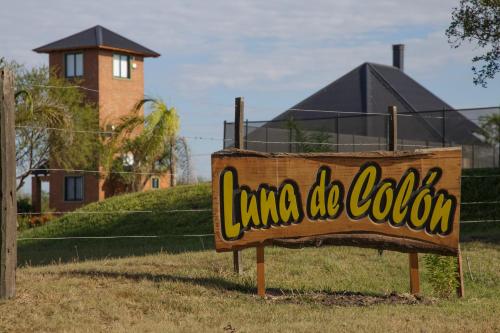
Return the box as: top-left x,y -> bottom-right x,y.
211,148 -> 462,255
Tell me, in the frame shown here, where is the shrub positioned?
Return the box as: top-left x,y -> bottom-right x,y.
424,254 -> 458,298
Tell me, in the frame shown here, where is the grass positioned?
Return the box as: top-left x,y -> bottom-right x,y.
1,178 -> 499,332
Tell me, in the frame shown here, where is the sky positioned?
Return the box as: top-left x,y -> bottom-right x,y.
2,0 -> 500,186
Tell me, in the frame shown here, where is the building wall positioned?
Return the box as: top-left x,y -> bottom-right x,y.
97,50 -> 144,128
41,47 -> 169,214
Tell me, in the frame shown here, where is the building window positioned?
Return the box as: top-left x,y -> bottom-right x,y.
64,176 -> 84,201
113,54 -> 130,78
65,53 -> 83,77
152,178 -> 160,189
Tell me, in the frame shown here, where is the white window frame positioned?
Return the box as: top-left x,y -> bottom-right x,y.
65,53 -> 83,78
152,177 -> 160,189
113,54 -> 130,79
64,176 -> 84,202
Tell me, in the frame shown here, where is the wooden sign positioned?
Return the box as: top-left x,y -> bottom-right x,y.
211,147 -> 462,255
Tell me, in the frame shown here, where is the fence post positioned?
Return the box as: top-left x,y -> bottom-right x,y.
0,68 -> 17,299
223,120 -> 227,149
442,108 -> 446,147
245,119 -> 249,150
389,106 -> 419,295
336,113 -> 340,153
233,97 -> 244,275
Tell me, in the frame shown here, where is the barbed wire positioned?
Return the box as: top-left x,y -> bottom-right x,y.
17,233 -> 214,241
461,201 -> 500,205
460,219 -> 500,224
17,208 -> 211,216
27,84 -> 99,93
28,168 -> 174,176
15,218 -> 500,242
461,175 -> 500,178
287,108 -> 452,120
15,125 -> 228,142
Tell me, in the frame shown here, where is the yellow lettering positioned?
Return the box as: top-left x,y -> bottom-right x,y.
240,190 -> 260,227
371,182 -> 394,221
429,192 -> 455,234
279,183 -> 300,222
391,170 -> 416,225
348,164 -> 378,218
327,183 -> 342,218
260,188 -> 280,225
221,169 -> 241,240
409,188 -> 432,228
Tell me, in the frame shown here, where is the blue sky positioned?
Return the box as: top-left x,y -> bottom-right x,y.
2,0 -> 499,186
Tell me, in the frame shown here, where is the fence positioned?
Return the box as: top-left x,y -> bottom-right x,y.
223,106 -> 500,169
1,67 -> 499,299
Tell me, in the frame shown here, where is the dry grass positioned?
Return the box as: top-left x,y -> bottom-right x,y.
1,242 -> 499,333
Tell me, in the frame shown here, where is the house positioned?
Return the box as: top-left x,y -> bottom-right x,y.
31,25 -> 168,213
270,44 -> 481,145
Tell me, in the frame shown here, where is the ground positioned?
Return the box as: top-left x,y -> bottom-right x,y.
1,182 -> 499,332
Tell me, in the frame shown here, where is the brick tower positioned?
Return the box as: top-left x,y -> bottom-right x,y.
32,25 -> 164,213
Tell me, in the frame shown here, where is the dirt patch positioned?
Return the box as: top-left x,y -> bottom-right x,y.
264,290 -> 435,307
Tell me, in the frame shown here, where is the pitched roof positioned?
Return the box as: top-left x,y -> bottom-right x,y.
273,62 -> 480,144
33,25 -> 160,57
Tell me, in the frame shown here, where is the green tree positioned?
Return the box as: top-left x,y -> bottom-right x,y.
446,0 -> 500,86
286,117 -> 333,153
102,98 -> 184,191
479,112 -> 500,144
10,62 -> 99,190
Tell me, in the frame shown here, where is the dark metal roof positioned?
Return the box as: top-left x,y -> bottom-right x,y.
273,62 -> 480,144
33,25 -> 160,57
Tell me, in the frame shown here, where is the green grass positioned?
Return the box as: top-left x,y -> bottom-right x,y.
3,178 -> 499,332
18,184 -> 213,265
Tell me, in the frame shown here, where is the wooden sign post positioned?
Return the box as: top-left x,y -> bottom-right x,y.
0,68 -> 17,300
212,147 -> 463,297
389,106 -> 420,295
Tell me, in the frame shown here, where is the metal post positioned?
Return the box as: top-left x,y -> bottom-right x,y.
233,97 -> 244,274
223,120 -> 227,149
442,108 -> 446,147
265,126 -> 269,152
388,106 -> 398,151
0,68 -> 17,299
336,113 -> 340,153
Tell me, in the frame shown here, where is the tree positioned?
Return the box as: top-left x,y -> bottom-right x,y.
446,0 -> 500,87
102,98 -> 189,192
286,117 -> 332,153
479,113 -> 500,144
11,62 -> 99,190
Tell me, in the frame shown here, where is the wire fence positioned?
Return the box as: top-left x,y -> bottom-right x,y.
224,106 -> 500,169
11,103 -> 500,244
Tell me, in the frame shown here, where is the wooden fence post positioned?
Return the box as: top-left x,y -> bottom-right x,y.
389,105 -> 420,295
0,68 -> 17,299
456,245 -> 465,297
232,97 -> 244,275
256,245 -> 265,297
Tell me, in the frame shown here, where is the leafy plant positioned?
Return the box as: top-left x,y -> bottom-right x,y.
286,117 -> 332,153
479,112 -> 500,145
446,0 -> 500,86
102,98 -> 193,191
424,254 -> 459,298
9,61 -> 100,190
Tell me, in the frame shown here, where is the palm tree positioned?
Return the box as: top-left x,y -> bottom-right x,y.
102,98 -> 182,191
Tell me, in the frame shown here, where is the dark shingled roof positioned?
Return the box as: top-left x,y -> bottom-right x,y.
273,62 -> 480,144
33,25 -> 160,57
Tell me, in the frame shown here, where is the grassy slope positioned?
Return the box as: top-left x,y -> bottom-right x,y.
18,184 -> 213,265
4,178 -> 499,332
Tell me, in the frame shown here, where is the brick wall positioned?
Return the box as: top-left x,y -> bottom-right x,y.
43,48 -> 169,213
